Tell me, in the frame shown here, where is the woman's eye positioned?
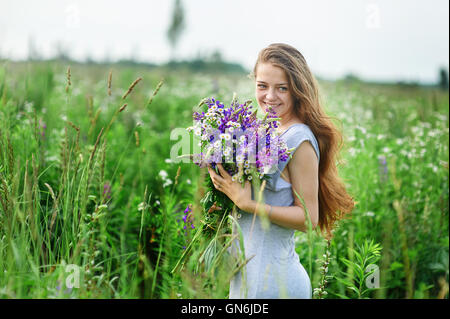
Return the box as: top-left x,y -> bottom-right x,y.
257,84 -> 266,89
279,87 -> 288,92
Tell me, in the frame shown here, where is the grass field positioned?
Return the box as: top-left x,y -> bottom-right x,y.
0,60 -> 448,299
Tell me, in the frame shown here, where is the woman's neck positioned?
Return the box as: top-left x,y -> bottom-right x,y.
278,117 -> 303,133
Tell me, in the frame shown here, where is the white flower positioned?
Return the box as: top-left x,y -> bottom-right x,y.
164,159 -> 173,163
348,147 -> 357,157
427,163 -> 438,173
24,101 -> 34,113
163,179 -> 173,188
223,147 -> 231,156
194,127 -> 202,136
159,170 -> 168,179
356,125 -> 367,134
220,133 -> 231,140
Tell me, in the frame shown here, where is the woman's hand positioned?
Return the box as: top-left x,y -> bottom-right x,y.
207,163 -> 253,212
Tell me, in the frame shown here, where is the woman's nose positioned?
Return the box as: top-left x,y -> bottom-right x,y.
266,88 -> 277,101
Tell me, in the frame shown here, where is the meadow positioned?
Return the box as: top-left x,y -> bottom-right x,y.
0,60 -> 448,299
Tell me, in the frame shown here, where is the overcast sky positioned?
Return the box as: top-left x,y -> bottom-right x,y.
0,0 -> 448,83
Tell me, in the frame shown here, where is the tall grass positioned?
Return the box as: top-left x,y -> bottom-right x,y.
0,60 -> 448,299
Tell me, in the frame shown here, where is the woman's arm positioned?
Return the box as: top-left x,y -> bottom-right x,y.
285,140 -> 320,230
240,201 -> 314,232
207,140 -> 319,232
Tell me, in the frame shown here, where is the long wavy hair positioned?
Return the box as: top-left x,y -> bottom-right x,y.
252,43 -> 355,239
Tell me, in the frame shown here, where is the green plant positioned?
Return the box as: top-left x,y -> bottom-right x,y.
333,239 -> 382,299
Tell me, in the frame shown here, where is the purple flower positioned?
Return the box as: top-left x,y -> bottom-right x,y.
188,96 -> 291,182
39,118 -> 46,137
103,182 -> 112,200
180,204 -> 195,236
378,155 -> 389,183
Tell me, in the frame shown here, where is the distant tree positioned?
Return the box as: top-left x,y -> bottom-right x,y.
28,36 -> 41,61
343,73 -> 360,82
84,52 -> 95,64
54,41 -> 71,62
167,0 -> 186,61
210,50 -> 223,63
438,67 -> 449,90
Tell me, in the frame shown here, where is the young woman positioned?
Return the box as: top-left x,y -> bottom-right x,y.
207,43 -> 354,298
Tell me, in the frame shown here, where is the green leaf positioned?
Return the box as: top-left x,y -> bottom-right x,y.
347,286 -> 360,296
335,276 -> 354,288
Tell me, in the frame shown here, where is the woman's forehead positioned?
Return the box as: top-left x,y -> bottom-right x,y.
255,62 -> 288,83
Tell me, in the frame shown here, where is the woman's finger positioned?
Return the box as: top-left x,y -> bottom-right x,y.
216,163 -> 231,180
208,167 -> 225,194
208,165 -> 225,183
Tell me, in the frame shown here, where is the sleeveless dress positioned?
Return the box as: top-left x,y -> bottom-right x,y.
229,123 -> 321,299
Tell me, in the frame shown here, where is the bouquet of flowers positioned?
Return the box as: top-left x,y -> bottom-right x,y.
172,94 -> 291,274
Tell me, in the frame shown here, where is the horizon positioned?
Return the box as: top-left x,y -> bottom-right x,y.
0,0 -> 448,84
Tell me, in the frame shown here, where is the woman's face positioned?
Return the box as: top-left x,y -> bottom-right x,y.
255,62 -> 295,120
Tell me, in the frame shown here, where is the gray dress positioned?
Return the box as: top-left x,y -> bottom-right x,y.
229,123 -> 320,299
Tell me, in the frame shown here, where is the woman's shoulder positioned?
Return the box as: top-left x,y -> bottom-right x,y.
283,123 -> 316,143
286,122 -> 312,134
283,123 -> 320,162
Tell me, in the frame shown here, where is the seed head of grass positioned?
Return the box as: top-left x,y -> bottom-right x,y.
65,66 -> 71,93
122,77 -> 142,100
107,70 -> 113,96
147,79 -> 164,107
119,103 -> 127,112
